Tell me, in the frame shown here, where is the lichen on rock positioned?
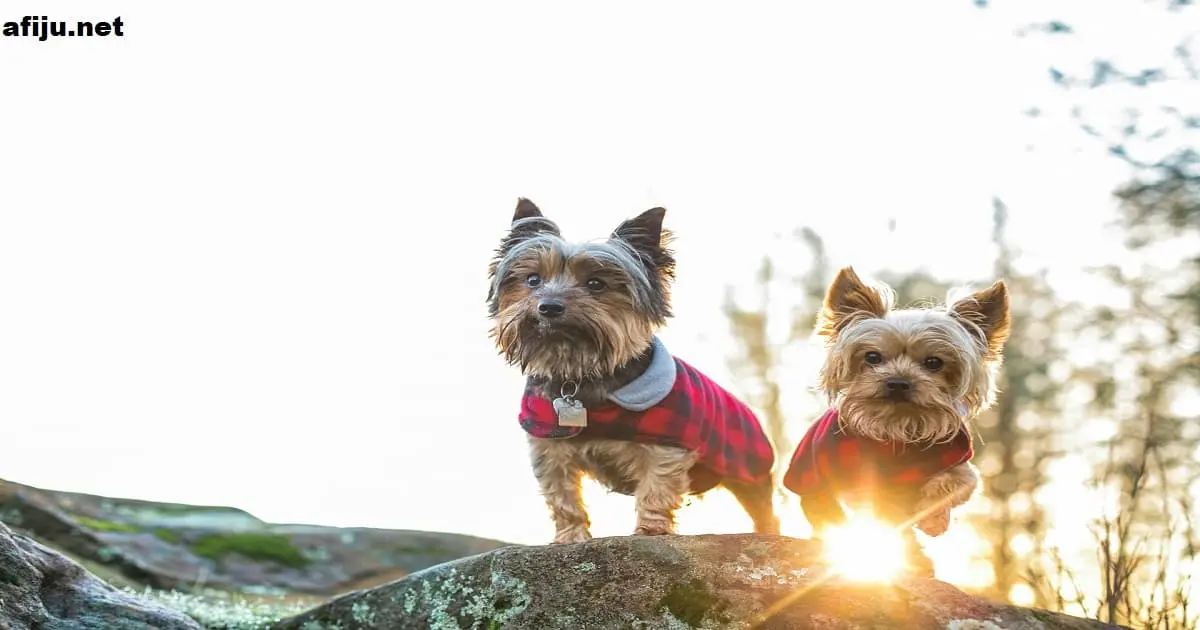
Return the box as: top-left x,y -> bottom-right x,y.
271,534 -> 1126,630
0,477 -> 511,597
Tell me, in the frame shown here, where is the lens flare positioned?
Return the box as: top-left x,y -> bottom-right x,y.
821,514 -> 908,583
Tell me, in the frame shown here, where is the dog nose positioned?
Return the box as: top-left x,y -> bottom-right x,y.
537,300 -> 566,318
885,379 -> 913,393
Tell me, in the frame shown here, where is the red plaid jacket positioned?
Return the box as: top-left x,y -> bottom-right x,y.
783,408 -> 973,501
519,358 -> 774,493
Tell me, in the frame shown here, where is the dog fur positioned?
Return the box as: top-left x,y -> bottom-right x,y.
810,266 -> 1010,538
488,199 -> 779,543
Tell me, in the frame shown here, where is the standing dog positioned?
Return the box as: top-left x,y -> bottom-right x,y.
487,199 -> 779,543
784,267 -> 1010,571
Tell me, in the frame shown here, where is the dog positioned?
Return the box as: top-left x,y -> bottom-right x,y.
487,198 -> 780,544
783,266 -> 1010,572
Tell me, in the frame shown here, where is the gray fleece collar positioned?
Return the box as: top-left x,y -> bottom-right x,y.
606,336 -> 677,412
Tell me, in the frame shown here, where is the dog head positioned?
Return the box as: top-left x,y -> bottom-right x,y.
487,198 -> 675,380
816,266 -> 1010,444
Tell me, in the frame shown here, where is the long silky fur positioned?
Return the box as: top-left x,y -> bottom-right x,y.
816,268 -> 1010,445
486,199 -> 779,542
486,206 -> 675,386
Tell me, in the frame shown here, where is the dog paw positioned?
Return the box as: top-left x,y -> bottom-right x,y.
552,527 -> 592,544
915,508 -> 951,537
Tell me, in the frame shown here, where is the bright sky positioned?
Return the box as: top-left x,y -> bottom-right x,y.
1,1 -> 1195,588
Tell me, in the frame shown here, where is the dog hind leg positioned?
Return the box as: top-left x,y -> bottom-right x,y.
723,478 -> 781,535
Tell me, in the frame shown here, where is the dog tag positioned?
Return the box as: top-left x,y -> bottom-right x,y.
553,397 -> 588,428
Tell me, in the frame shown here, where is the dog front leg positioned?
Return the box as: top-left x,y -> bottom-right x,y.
529,438 -> 591,544
914,462 -> 980,537
633,446 -> 694,536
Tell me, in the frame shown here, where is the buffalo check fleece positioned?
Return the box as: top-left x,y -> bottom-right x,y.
518,337 -> 774,493
783,407 -> 974,503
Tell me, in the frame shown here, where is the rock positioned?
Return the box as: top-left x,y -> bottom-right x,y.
272,534 -> 1126,630
0,520 -> 202,630
0,477 -> 509,595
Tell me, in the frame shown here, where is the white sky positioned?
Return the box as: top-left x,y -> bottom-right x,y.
0,1 -> 1195,547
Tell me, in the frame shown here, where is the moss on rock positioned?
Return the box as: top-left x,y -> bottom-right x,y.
191,533 -> 310,569
154,528 -> 182,544
659,578 -> 730,628
75,516 -> 143,533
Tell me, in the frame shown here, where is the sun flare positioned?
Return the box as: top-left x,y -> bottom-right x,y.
821,514 -> 908,583
578,485 -> 997,587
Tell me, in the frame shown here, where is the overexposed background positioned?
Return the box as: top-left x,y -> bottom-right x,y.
0,0 -> 1192,562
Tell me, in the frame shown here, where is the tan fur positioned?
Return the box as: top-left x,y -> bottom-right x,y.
815,266 -> 1009,537
529,437 -> 779,541
494,201 -> 778,542
949,280 -> 1011,360
914,461 -> 981,536
824,312 -> 991,444
492,246 -> 656,380
530,437 -> 695,541
528,438 -> 592,543
817,267 -> 893,337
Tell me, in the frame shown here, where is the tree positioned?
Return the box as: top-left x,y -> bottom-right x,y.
991,0 -> 1198,180
973,3 -> 1200,622
1064,168 -> 1199,627
975,199 -> 1066,604
722,228 -> 831,502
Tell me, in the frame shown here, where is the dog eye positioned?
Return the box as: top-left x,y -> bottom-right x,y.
923,357 -> 944,371
586,278 -> 607,292
525,274 -> 542,288
864,351 -> 883,365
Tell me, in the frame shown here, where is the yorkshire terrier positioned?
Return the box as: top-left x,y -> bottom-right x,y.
784,266 -> 1010,573
487,199 -> 780,544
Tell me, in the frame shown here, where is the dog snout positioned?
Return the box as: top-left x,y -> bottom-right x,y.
537,299 -> 566,319
885,378 -> 913,399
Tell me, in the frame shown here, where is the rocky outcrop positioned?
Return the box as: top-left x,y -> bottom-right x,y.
0,520 -> 202,630
0,478 -> 509,596
273,534 -> 1125,630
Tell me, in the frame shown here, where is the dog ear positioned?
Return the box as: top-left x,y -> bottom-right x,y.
512,197 -> 543,222
508,198 -> 561,239
611,207 -> 675,282
950,280 -> 1010,359
817,267 -> 889,338
612,207 -> 667,254
487,199 -> 561,311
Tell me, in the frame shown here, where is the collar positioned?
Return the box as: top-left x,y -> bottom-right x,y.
605,336 -> 677,411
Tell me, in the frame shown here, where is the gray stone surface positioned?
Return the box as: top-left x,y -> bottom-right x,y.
273,533 -> 1128,629
0,520 -> 202,630
0,477 -> 509,595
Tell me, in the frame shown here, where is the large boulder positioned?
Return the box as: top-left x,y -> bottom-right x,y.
273,534 -> 1125,630
0,477 -> 508,595
0,520 -> 202,630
